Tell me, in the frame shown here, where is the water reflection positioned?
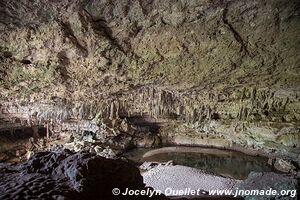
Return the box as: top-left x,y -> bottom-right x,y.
125,148 -> 274,180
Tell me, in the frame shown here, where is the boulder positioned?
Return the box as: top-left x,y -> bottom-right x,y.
273,158 -> 297,173
0,150 -> 167,200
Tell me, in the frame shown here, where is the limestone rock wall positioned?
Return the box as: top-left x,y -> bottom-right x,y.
1,85 -> 299,160
0,0 -> 299,160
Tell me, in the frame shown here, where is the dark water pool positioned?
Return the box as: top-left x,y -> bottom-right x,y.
124,147 -> 275,180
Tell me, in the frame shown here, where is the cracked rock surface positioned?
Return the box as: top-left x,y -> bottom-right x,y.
0,0 -> 299,161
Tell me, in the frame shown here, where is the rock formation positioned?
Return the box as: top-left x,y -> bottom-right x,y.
0,150 -> 167,200
3,150 -> 297,200
0,0 -> 299,176
238,172 -> 299,200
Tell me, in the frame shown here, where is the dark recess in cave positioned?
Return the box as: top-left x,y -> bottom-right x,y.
0,126 -> 47,140
126,116 -> 161,134
20,59 -> 32,64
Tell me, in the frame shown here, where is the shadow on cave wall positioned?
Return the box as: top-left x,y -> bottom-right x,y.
125,115 -> 161,134
0,126 -> 47,141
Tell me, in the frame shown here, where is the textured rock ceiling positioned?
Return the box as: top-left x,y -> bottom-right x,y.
0,0 -> 299,161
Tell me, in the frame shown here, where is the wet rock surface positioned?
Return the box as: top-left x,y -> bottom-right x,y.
0,150 -> 166,200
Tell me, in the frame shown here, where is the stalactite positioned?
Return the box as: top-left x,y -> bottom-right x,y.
109,101 -> 114,120
238,106 -> 243,120
115,100 -> 119,118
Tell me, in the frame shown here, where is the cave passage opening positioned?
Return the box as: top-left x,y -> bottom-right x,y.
0,126 -> 47,141
123,115 -> 162,134
0,125 -> 48,162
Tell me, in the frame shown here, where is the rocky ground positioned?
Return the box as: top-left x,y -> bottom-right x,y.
143,165 -> 240,193
0,0 -> 299,199
238,172 -> 299,200
0,150 -> 298,200
0,150 -> 168,200
143,165 -> 299,199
